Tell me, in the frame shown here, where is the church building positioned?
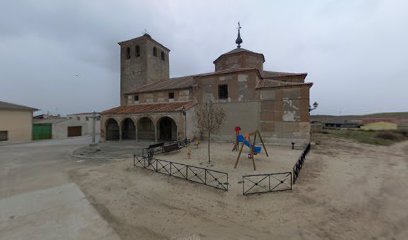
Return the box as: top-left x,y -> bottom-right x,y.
101,27 -> 313,145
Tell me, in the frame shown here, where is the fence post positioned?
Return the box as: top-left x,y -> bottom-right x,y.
205,169 -> 207,185
133,154 -> 135,168
242,176 -> 245,195
155,158 -> 158,172
186,165 -> 188,180
227,173 -> 229,191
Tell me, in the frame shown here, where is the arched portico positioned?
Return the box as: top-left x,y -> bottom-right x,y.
106,118 -> 120,141
157,116 -> 177,141
121,118 -> 136,140
137,117 -> 155,141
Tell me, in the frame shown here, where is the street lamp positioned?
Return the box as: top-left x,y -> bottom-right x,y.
309,101 -> 319,112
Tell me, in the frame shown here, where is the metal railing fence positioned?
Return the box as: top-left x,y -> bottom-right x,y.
134,155 -> 228,191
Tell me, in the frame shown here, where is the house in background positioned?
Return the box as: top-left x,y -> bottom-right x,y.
67,112 -> 100,136
33,112 -> 100,140
0,100 -> 37,142
322,120 -> 362,129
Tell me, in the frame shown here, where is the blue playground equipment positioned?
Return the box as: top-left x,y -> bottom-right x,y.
237,135 -> 262,154
233,129 -> 269,171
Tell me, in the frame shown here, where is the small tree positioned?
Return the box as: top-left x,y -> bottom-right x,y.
194,100 -> 226,164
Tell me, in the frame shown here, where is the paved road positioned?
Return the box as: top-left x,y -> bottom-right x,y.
0,137 -> 121,240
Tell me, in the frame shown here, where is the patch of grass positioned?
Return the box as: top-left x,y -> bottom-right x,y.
325,129 -> 408,145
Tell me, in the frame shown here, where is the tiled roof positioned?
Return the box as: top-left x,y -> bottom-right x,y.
214,47 -> 265,63
101,101 -> 194,115
126,76 -> 195,94
256,79 -> 313,89
0,100 -> 38,111
197,68 -> 262,78
262,71 -> 307,78
118,34 -> 170,52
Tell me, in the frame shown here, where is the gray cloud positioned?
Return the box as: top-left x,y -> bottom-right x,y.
0,0 -> 407,115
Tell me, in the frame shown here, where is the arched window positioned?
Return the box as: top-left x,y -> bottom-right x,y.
135,45 -> 140,57
126,47 -> 131,59
161,51 -> 165,61
153,47 -> 157,57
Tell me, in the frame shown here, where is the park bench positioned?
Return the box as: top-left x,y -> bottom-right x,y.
162,142 -> 181,153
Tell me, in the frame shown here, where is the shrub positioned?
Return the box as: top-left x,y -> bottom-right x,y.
375,132 -> 399,141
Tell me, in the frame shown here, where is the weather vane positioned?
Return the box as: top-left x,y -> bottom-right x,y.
235,22 -> 243,48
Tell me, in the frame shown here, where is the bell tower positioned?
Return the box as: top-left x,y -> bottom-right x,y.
118,33 -> 170,105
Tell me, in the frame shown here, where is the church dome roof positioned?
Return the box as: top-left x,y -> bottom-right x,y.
213,47 -> 265,63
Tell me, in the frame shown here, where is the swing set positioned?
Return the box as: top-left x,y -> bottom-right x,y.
233,127 -> 269,171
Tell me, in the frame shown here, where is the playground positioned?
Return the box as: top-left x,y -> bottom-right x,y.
70,134 -> 408,239
150,141 -> 302,192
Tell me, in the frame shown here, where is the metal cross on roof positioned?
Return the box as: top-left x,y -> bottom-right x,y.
235,22 -> 243,48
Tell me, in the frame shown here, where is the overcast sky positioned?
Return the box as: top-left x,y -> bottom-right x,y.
1,0 -> 407,115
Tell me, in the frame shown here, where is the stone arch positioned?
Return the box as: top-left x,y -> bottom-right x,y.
137,117 -> 155,141
121,118 -> 136,140
157,116 -> 177,141
106,118 -> 120,141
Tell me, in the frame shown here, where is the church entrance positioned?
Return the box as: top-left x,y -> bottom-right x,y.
158,117 -> 177,141
121,118 -> 136,140
106,118 -> 119,140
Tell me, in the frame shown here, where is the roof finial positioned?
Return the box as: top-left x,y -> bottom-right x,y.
235,22 -> 243,48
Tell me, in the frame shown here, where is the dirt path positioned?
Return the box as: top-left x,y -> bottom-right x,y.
71,136 -> 408,240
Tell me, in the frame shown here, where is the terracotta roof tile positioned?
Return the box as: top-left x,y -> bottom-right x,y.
256,79 -> 313,89
213,47 -> 265,63
126,76 -> 195,94
262,71 -> 307,78
101,101 -> 194,115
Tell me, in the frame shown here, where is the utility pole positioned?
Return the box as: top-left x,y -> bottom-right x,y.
89,111 -> 99,146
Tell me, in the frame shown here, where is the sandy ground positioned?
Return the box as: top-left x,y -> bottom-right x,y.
0,137 -> 120,240
0,183 -> 120,240
70,136 -> 408,240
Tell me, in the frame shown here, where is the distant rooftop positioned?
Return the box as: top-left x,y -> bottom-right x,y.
0,100 -> 37,111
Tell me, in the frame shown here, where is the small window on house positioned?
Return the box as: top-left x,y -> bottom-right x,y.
135,45 -> 140,57
153,47 -> 157,57
168,92 -> 174,99
77,116 -> 80,120
134,95 -> 139,102
161,51 -> 165,61
0,131 -> 8,141
86,117 -> 89,121
218,84 -> 228,99
126,47 -> 131,59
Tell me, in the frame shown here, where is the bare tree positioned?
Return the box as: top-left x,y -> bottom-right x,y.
194,100 -> 226,164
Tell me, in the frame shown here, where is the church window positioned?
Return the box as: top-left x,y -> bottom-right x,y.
153,47 -> 157,57
135,45 -> 140,57
161,51 -> 165,61
168,92 -> 174,99
126,47 -> 131,59
218,84 -> 228,99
